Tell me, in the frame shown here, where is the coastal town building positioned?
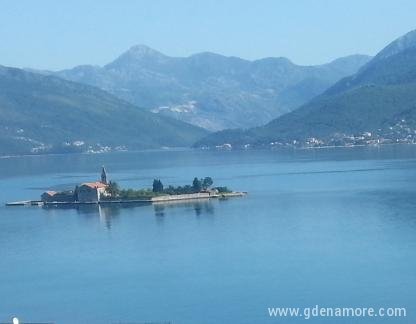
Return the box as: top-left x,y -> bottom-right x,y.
41,190 -> 75,202
41,166 -> 109,203
76,182 -> 108,203
41,191 -> 57,202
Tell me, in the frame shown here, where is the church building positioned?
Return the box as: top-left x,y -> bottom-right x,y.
42,167 -> 110,203
76,166 -> 109,203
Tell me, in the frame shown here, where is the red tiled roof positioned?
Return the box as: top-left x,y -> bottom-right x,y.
80,182 -> 108,189
44,191 -> 57,196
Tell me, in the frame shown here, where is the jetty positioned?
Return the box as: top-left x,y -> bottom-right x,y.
6,200 -> 43,206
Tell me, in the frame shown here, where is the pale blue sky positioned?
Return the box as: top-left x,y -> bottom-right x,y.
1,0 -> 415,70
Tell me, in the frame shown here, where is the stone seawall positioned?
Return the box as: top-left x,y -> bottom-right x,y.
150,192 -> 212,202
6,192 -> 247,207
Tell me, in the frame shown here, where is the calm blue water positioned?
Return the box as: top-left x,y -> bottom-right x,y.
0,147 -> 416,323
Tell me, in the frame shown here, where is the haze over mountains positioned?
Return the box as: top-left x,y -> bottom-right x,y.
3,29 -> 416,156
195,29 -> 416,148
0,66 -> 207,155
51,47 -> 371,131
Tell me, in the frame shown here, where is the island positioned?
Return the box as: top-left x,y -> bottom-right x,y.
6,167 -> 247,207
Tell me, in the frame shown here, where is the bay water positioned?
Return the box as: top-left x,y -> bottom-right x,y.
0,146 -> 415,323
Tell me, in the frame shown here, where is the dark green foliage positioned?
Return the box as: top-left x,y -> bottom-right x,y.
192,177 -> 202,192
0,65 -> 208,156
202,177 -> 213,189
162,177 -> 218,194
119,189 -> 159,199
152,179 -> 164,193
163,185 -> 195,195
107,181 -> 120,197
215,186 -> 231,193
102,176 -> 229,199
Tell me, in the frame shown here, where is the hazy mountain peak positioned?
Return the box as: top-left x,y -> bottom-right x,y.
188,51 -> 249,66
105,44 -> 168,69
126,44 -> 166,57
322,54 -> 371,75
52,45 -> 370,131
190,51 -> 223,58
371,29 -> 416,63
254,56 -> 294,66
326,54 -> 371,66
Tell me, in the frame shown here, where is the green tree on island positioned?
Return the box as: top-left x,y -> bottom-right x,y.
192,177 -> 202,192
202,177 -> 213,189
104,176 -> 226,198
152,179 -> 164,193
107,181 -> 120,197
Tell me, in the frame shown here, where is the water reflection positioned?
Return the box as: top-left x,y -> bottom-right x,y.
154,204 -> 165,217
75,204 -> 122,230
153,199 -> 215,217
42,199 -> 216,229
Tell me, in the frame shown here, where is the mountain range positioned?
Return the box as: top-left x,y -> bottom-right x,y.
3,29 -> 415,156
47,47 -> 371,131
0,66 -> 207,156
195,29 -> 416,148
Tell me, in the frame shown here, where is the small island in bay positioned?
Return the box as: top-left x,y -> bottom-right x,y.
6,167 -> 246,207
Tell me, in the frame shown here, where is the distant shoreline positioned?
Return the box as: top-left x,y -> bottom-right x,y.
206,142 -> 416,152
0,147 -> 191,159
2,142 -> 416,160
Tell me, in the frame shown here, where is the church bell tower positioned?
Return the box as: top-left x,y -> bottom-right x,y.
101,166 -> 108,184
